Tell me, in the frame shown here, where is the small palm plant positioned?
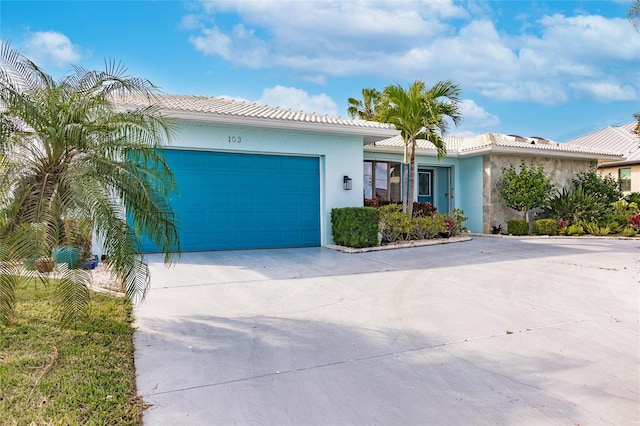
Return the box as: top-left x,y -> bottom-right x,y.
0,42 -> 180,324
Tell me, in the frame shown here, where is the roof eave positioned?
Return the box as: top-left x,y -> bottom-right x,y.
461,145 -> 623,160
598,159 -> 640,168
166,110 -> 399,143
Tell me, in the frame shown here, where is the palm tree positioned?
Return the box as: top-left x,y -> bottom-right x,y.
629,0 -> 640,30
347,87 -> 383,120
380,80 -> 461,215
0,42 -> 180,324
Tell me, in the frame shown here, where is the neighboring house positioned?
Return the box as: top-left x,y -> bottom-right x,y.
118,95 -> 398,252
117,94 -> 624,252
365,133 -> 622,233
565,122 -> 640,194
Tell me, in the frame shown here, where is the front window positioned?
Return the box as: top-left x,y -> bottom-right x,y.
620,168 -> 631,192
364,161 -> 401,202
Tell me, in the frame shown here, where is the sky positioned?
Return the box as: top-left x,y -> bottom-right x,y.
1,0 -> 639,142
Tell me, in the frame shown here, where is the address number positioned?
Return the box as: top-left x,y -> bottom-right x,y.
228,136 -> 242,143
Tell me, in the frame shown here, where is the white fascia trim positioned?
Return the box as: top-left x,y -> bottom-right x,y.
364,146 -> 461,158
167,110 -> 399,142
457,145 -> 623,160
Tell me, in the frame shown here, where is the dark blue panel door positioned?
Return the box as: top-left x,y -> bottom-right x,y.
143,150 -> 320,251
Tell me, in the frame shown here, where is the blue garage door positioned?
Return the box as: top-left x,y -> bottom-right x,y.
145,150 -> 320,251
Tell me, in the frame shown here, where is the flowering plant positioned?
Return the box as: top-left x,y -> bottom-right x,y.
444,220 -> 454,231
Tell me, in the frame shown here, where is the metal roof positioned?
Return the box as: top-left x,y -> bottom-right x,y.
565,122 -> 640,166
365,132 -> 623,160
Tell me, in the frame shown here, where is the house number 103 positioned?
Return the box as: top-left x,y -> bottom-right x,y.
228,136 -> 242,143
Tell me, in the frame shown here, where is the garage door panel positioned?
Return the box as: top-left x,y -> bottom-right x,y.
141,150 -> 320,251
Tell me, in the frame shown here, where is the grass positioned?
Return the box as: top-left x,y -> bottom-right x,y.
0,277 -> 145,425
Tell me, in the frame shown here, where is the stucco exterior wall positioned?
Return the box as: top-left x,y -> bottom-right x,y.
483,154 -> 594,232
167,121 -> 366,246
598,164 -> 640,194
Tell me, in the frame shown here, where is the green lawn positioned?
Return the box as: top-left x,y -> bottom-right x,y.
0,278 -> 145,425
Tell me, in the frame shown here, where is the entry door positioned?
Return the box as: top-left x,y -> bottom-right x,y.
418,169 -> 434,204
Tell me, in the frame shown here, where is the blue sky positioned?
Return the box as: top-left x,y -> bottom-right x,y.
1,0 -> 639,141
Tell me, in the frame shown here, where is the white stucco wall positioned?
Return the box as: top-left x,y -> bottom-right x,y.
165,120 -> 366,246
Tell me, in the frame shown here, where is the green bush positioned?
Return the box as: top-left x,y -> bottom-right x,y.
331,207 -> 380,248
533,218 -> 558,235
584,222 -> 610,236
507,219 -> 529,235
411,215 -> 445,240
545,187 -> 606,224
622,226 -> 638,237
572,170 -> 621,207
607,221 -> 622,234
379,204 -> 412,243
624,192 -> 640,205
561,224 -> 585,236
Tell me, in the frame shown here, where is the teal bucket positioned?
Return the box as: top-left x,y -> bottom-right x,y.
51,246 -> 80,269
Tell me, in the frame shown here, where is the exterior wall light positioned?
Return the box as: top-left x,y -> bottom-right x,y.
343,175 -> 352,190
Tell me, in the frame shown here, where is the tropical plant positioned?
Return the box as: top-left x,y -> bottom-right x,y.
561,224 -> 585,236
498,161 -> 555,227
630,0 -> 640,30
545,186 -> 606,225
379,204 -> 411,243
378,80 -> 461,215
347,88 -> 383,120
571,170 -> 621,207
584,222 -> 610,236
0,42 -> 180,324
622,226 -> 638,237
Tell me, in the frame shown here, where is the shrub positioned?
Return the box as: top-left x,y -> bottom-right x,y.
584,222 -> 610,236
331,207 -> 380,248
561,224 -> 585,236
629,213 -> 640,230
624,192 -> 640,205
610,200 -> 631,215
411,215 -> 445,240
572,170 -> 621,207
449,208 -> 469,235
622,226 -> 638,237
545,187 -> 606,224
533,218 -> 558,235
609,214 -> 631,228
607,222 -> 622,234
507,219 -> 529,235
379,204 -> 412,243
412,202 -> 437,217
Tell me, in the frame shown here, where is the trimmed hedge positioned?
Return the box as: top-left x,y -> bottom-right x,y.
331,207 -> 380,248
533,218 -> 558,235
507,219 -> 529,236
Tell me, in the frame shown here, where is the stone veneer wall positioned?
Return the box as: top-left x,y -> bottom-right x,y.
482,154 -> 595,233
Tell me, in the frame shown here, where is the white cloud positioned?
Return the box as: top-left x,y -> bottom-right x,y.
22,31 -> 83,67
257,86 -> 338,116
570,82 -> 638,102
459,99 -> 500,128
185,2 -> 640,105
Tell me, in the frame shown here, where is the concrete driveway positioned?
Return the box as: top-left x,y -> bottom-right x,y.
134,236 -> 639,425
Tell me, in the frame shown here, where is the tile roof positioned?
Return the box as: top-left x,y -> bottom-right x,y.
365,133 -> 623,160
116,94 -> 395,131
